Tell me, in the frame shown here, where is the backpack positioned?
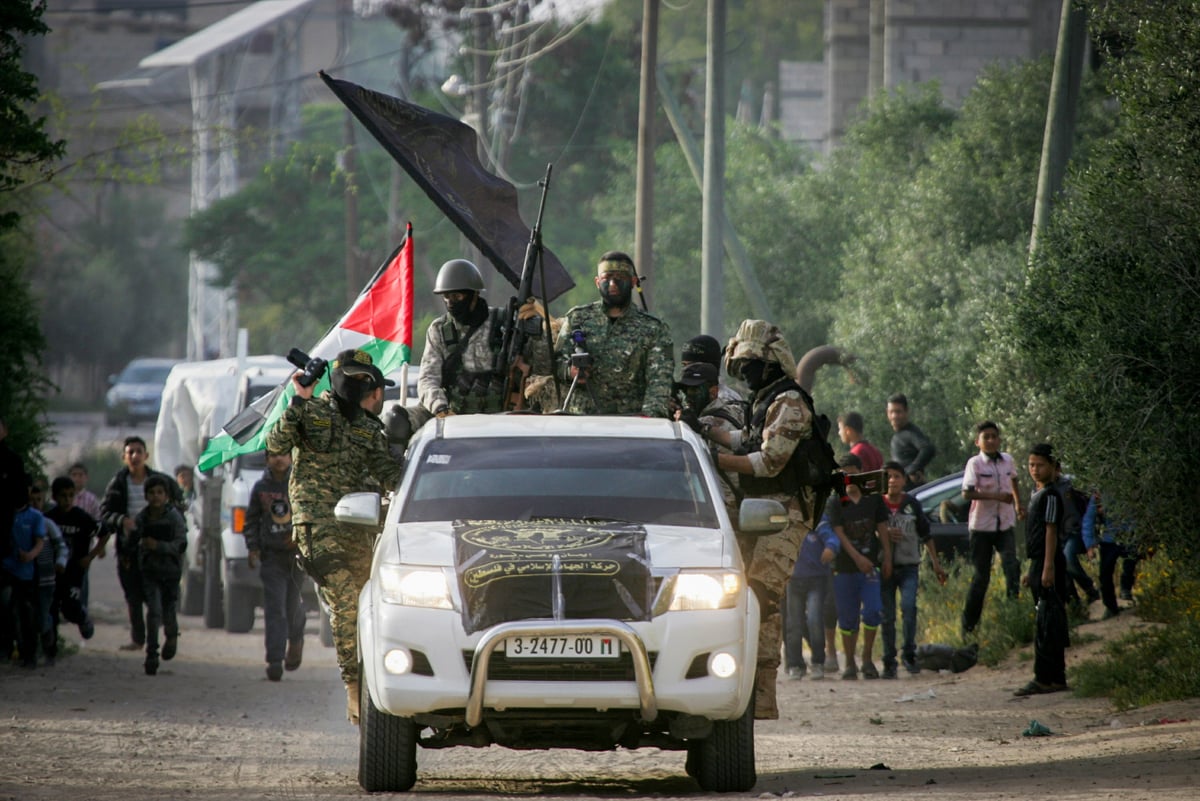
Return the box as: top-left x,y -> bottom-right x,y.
740,379 -> 839,520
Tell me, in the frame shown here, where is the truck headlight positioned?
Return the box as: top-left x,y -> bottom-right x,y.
378,565 -> 453,609
659,571 -> 742,612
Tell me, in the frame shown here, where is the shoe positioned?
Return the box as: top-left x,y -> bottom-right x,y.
787,665 -> 805,680
1087,589 -> 1101,604
842,663 -> 858,680
881,665 -> 897,680
1102,607 -> 1120,620
266,662 -> 283,682
162,636 -> 178,661
20,658 -> 36,669
903,656 -> 920,675
119,642 -> 143,652
79,620 -> 95,640
144,658 -> 159,676
44,656 -> 56,667
823,657 -> 840,672
346,681 -> 361,725
285,638 -> 304,671
861,661 -> 879,680
1014,680 -> 1068,696
1119,589 -> 1134,602
810,663 -> 825,680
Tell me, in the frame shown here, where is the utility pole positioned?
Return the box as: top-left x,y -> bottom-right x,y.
701,0 -> 726,336
635,0 -> 659,306
1030,0 -> 1087,260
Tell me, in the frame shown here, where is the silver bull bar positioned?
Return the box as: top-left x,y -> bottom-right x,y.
465,619 -> 658,728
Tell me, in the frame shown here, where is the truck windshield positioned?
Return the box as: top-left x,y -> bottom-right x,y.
400,436 -> 719,528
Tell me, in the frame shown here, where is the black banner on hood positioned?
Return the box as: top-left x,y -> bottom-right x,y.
453,519 -> 653,635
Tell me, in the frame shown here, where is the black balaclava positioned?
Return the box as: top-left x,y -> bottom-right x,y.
445,291 -> 483,325
738,359 -> 783,393
331,372 -> 369,421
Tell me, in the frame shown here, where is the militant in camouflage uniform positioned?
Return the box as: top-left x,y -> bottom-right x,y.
419,258 -> 552,417
553,251 -> 674,418
674,361 -> 745,520
698,320 -> 818,720
266,348 -> 403,724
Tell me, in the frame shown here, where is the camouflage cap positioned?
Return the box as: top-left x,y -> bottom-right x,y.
723,319 -> 797,376
332,349 -> 395,389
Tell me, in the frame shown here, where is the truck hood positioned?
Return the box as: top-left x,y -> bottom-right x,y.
386,521 -> 733,571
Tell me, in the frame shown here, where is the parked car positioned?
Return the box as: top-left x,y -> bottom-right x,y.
105,357 -> 181,425
342,414 -> 787,793
911,470 -> 970,559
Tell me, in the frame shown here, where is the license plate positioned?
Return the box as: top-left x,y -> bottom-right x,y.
503,635 -> 621,660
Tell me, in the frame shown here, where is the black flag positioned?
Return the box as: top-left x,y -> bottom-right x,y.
320,71 -> 575,301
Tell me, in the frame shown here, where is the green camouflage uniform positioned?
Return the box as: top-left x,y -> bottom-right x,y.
266,392 -> 403,684
554,301 -> 675,417
723,319 -> 817,717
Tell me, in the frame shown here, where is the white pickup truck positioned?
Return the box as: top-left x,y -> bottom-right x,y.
340,414 -> 785,793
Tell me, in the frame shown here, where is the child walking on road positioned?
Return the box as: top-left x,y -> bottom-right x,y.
134,475 -> 187,675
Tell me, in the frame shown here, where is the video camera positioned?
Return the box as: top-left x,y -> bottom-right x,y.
286,348 -> 328,388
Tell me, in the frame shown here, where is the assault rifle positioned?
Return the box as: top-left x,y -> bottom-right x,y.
499,164 -> 556,411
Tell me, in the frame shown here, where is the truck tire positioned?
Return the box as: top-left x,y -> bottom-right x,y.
358,682 -> 418,792
224,583 -> 256,634
202,538 -> 224,629
691,697 -> 756,792
180,569 -> 204,616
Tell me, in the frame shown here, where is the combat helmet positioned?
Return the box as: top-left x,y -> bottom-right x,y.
434,259 -> 484,294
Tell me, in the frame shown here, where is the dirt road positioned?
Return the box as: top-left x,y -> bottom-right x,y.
3,556 -> 1198,801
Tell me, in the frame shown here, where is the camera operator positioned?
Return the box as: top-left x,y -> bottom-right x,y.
266,348 -> 403,726
553,251 -> 674,417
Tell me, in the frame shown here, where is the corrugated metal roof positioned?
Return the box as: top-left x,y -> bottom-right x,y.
140,0 -> 317,68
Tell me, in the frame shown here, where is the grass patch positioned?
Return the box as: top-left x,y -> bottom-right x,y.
1069,550 -> 1200,709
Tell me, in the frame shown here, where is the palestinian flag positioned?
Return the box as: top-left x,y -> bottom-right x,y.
197,225 -> 415,473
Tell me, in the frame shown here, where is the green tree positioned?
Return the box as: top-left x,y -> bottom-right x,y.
1011,0 -> 1200,564
817,62 -> 1111,474
1,0 -> 66,464
38,189 -> 187,379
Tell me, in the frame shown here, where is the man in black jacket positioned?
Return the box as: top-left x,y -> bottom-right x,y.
886,393 -> 937,490
100,436 -> 182,650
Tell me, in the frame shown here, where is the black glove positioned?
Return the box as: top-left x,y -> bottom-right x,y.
678,408 -> 703,434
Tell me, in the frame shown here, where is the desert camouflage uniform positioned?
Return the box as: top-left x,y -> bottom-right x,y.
554,301 -> 675,418
724,319 -> 818,718
698,391 -> 746,520
266,392 -> 403,683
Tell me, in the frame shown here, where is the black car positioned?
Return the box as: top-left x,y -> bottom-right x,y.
912,470 -> 970,559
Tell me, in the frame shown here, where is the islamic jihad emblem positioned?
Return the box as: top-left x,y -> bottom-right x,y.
456,520 -> 615,554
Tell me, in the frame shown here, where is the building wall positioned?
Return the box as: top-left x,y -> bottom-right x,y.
782,0 -> 1064,152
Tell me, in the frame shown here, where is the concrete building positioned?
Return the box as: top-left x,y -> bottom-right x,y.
781,0 -> 1064,152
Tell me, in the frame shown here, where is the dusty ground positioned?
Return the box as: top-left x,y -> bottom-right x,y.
2,559 -> 1198,801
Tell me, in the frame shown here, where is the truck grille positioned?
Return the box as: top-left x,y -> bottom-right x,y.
462,650 -> 659,682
